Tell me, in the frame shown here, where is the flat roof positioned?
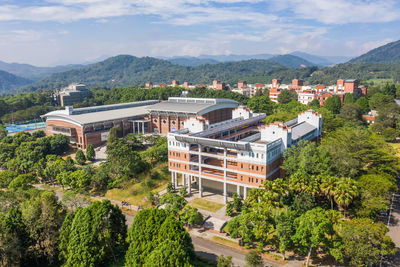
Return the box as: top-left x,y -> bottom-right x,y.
291,122 -> 316,140
146,97 -> 239,115
192,114 -> 266,138
44,104 -> 156,126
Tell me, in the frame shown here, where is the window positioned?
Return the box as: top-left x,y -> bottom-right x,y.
172,121 -> 176,125
256,179 -> 258,183
154,119 -> 158,123
163,120 -> 166,124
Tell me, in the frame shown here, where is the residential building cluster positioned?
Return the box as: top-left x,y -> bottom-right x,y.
144,77 -> 367,106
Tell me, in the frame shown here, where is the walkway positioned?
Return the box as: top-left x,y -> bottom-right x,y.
384,191 -> 400,266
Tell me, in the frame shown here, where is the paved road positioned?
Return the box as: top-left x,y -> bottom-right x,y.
384,191 -> 400,266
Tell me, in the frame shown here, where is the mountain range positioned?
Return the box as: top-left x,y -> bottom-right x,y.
0,39 -> 399,94
349,39 -> 400,63
164,52 -> 352,67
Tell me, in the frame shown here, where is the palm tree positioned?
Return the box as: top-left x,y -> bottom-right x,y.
334,177 -> 359,217
320,176 -> 338,210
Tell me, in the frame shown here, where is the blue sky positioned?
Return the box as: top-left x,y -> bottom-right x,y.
0,0 -> 399,66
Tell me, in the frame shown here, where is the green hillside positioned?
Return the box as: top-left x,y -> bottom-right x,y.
0,60 -> 84,81
0,70 -> 32,94
268,54 -> 315,68
307,63 -> 400,85
22,55 -> 294,91
349,39 -> 400,63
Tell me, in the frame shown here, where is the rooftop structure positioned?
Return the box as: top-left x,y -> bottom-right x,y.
145,97 -> 239,134
53,83 -> 92,107
42,100 -> 159,148
42,97 -> 240,148
168,107 -> 322,202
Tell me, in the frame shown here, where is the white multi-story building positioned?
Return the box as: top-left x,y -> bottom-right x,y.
168,107 -> 322,202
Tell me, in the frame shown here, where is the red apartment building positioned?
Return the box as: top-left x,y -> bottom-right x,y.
269,79 -> 282,103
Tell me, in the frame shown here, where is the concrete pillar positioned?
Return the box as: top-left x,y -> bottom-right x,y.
223,148 -> 227,203
243,187 -> 247,199
142,122 -> 145,134
171,171 -> 174,185
223,182 -> 227,203
198,145 -> 202,197
133,122 -> 136,134
237,184 -> 241,196
188,175 -> 191,195
183,174 -> 186,188
174,172 -> 178,188
199,176 -> 202,197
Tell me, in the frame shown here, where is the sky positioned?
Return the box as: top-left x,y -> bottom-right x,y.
0,0 -> 399,66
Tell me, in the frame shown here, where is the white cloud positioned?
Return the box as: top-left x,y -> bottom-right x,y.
273,0 -> 400,24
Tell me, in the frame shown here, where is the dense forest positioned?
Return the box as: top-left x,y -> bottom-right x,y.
0,92 -> 58,124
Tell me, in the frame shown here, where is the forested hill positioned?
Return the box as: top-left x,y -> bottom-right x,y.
0,70 -> 32,94
268,54 -> 314,68
349,39 -> 400,63
22,55 -> 317,91
0,60 -> 84,81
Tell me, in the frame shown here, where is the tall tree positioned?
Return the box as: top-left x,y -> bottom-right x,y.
60,200 -> 127,267
247,95 -> 275,115
319,176 -> 338,210
334,177 -> 359,217
85,144 -> 96,162
355,97 -> 369,114
277,89 -> 297,104
292,208 -> 334,267
75,149 -> 86,165
332,218 -> 396,266
343,93 -> 355,105
338,103 -> 363,124
323,95 -> 342,114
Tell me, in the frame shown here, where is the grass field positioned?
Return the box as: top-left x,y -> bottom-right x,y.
388,142 -> 400,157
105,162 -> 169,208
211,236 -> 238,248
188,198 -> 225,212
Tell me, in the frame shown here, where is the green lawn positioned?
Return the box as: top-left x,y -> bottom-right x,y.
211,236 -> 238,247
388,142 -> 400,157
188,198 -> 225,212
105,162 -> 169,208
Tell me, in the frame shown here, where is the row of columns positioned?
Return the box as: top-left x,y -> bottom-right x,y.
170,171 -> 248,202
132,121 -> 146,134
171,172 -> 193,195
